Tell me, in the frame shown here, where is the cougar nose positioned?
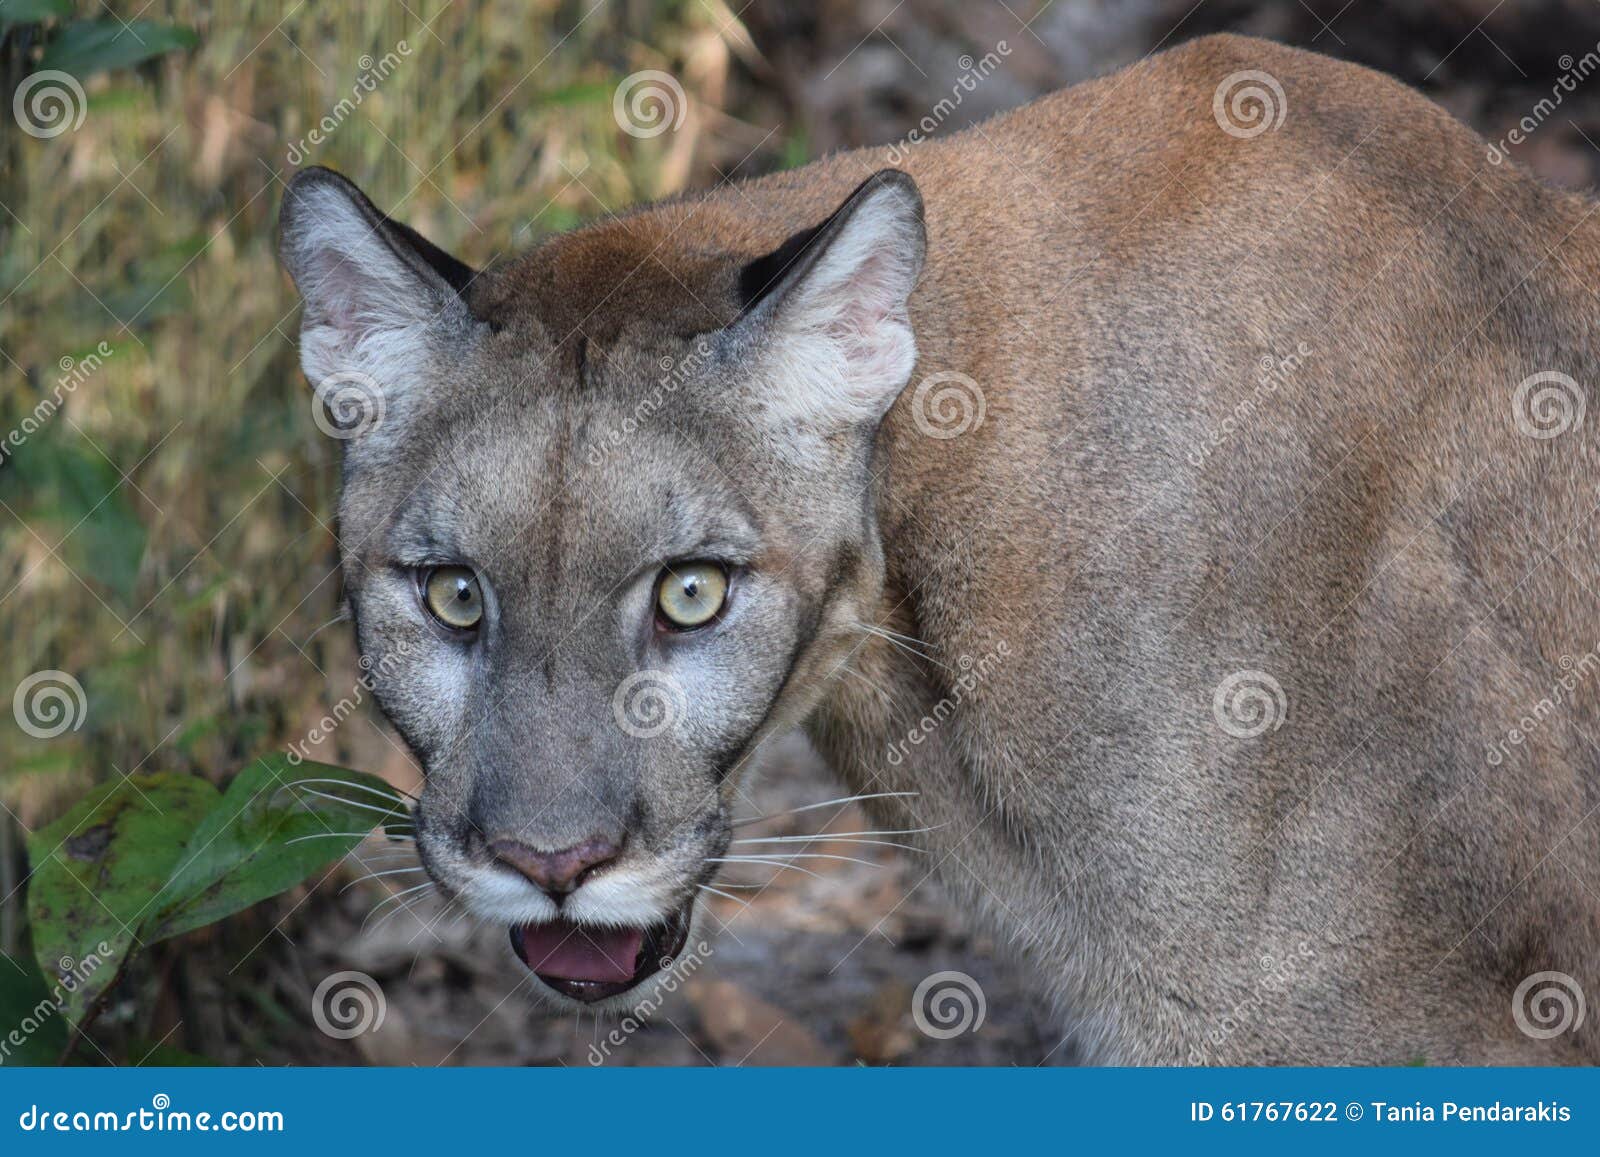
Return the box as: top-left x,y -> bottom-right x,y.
489,836 -> 620,899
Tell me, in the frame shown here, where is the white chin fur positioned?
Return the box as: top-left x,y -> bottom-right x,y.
452,860 -> 684,930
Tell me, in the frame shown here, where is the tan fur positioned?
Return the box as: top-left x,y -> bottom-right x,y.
287,34 -> 1600,1064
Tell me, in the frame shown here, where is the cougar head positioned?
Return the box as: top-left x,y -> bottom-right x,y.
277,166 -> 925,1008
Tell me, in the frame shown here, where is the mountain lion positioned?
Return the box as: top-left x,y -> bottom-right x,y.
279,34 -> 1600,1064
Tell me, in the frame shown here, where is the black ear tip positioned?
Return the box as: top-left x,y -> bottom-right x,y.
861,169 -> 925,247
283,165 -> 358,207
279,167 -> 371,255
868,167 -> 918,191
865,167 -> 922,208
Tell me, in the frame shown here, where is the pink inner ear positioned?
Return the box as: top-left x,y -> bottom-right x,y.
302,247 -> 384,335
825,248 -> 918,401
760,195 -> 922,428
838,250 -> 904,333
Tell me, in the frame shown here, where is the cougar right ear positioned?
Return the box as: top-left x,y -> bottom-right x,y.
723,169 -> 926,435
277,167 -> 480,412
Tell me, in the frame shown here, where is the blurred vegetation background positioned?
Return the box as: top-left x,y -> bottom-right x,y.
6,0 -> 1600,1065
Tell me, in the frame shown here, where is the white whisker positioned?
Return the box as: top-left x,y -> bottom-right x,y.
288,775 -> 419,805
286,786 -> 413,824
733,836 -> 924,852
716,852 -> 884,868
696,884 -> 750,907
285,831 -> 414,845
733,791 -> 919,827
303,607 -> 351,646
363,881 -> 436,930
854,621 -> 942,664
734,826 -> 938,841
705,857 -> 822,879
340,866 -> 427,894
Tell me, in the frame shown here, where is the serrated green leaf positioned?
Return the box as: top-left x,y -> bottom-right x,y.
144,755 -> 409,944
38,20 -> 199,79
25,773 -> 218,1028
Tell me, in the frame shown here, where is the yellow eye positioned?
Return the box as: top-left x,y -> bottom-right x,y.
423,566 -> 483,630
656,563 -> 728,629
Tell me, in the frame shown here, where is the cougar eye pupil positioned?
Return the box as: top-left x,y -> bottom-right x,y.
656,562 -> 727,629
422,565 -> 484,631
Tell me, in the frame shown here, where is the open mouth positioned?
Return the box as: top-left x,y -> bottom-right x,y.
509,900 -> 693,1003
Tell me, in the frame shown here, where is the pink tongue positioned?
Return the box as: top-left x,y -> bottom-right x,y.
517,920 -> 644,983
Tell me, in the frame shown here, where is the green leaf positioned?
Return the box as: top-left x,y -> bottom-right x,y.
25,773 -> 218,1029
0,0 -> 72,33
38,20 -> 199,79
144,755 -> 409,944
23,759 -> 408,1031
0,954 -> 68,1065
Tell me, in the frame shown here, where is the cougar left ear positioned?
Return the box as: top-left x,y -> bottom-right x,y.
726,169 -> 926,431
277,167 -> 481,415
